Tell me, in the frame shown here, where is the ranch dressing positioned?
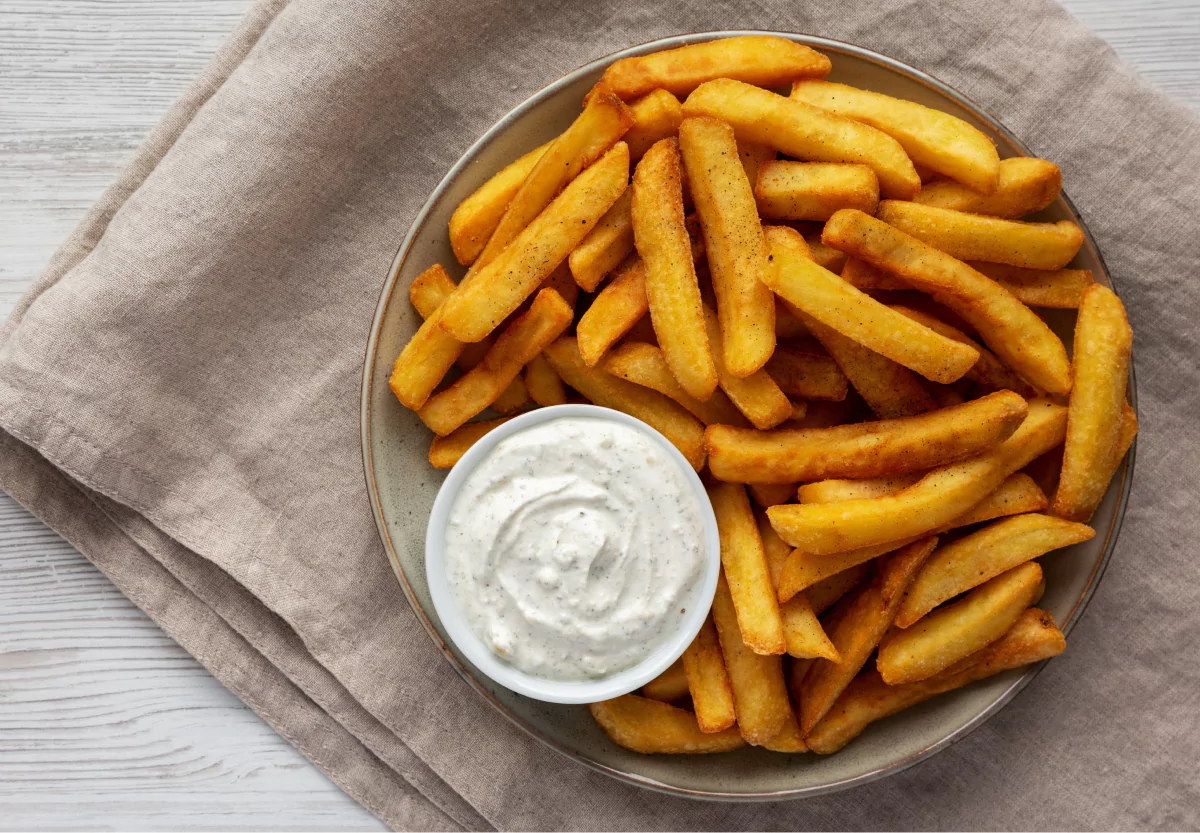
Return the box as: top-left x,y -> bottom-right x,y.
443,416 -> 706,681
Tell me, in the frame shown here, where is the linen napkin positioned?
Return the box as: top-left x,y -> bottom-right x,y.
2,0 -> 1198,828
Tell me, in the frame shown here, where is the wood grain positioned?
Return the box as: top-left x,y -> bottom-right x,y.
0,0 -> 1195,828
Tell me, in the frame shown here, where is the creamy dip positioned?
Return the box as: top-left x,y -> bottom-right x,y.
443,416 -> 707,681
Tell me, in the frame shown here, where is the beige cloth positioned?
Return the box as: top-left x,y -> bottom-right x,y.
2,0 -> 1197,828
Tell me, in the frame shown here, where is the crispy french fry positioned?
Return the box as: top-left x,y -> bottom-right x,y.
409,263 -> 457,317
806,608 -> 1065,753
766,346 -> 848,402
1054,284 -> 1135,521
541,260 -> 580,310
603,342 -> 747,426
599,35 -> 831,101
759,512 -> 839,661
489,375 -> 531,414
763,226 -> 979,384
955,472 -> 1049,523
806,564 -> 870,615
839,257 -> 908,291
707,390 -> 1028,485
702,305 -> 792,430
969,262 -> 1095,309
913,157 -> 1062,219
624,89 -> 683,161
525,353 -> 566,406
806,234 -> 848,274
738,141 -> 777,186
875,201 -> 1084,271
440,143 -> 629,342
748,482 -> 798,508
823,209 -> 1073,395
711,573 -> 791,745
709,483 -> 785,655
569,190 -> 634,292
763,707 -> 808,753
767,400 -> 1067,554
428,417 -> 513,469
683,79 -> 919,199
680,117 -> 775,377
389,311 -> 466,411
642,659 -> 690,703
448,141 -> 550,266
798,537 -> 937,734
682,615 -> 737,733
790,79 -> 999,193
754,161 -> 880,221
419,290 -> 572,434
1109,403 -> 1139,476
544,337 -> 707,470
577,257 -> 648,366
633,138 -> 718,399
897,513 -> 1095,628
877,561 -> 1044,684
588,694 -> 745,754
796,473 -> 924,504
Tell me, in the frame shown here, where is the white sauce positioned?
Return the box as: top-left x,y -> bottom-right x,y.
443,416 -> 706,681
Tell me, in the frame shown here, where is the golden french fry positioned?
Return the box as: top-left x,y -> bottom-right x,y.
588,694 -> 745,754
897,513 -> 1094,628
798,537 -> 937,734
767,400 -> 1067,554
877,561 -> 1044,685
796,474 -> 924,504
633,138 -> 718,399
682,615 -> 737,732
823,209 -> 1073,395
766,346 -> 848,402
409,263 -> 457,317
806,564 -> 870,615
759,512 -> 839,661
599,35 -> 831,101
441,144 -> 628,343
428,417 -> 513,469
969,262 -> 1095,309
702,305 -> 792,430
1054,284 -> 1135,521
624,89 -> 683,161
738,141 -> 777,187
642,659 -> 690,703
748,482 -> 798,508
389,311 -> 466,411
790,79 -> 999,193
489,376 -> 531,415
955,472 -> 1049,523
875,200 -> 1084,271
524,353 -> 566,406
544,337 -> 707,470
1109,403 -> 1139,476
754,161 -> 880,221
764,226 -> 979,384
913,157 -> 1062,219
838,257 -> 908,291
603,342 -> 747,427
419,289 -> 572,434
806,608 -> 1065,754
576,257 -> 649,366
711,573 -> 791,745
763,707 -> 808,753
393,263 -> 481,394
569,190 -> 634,292
707,390 -> 1028,485
448,141 -> 550,266
709,483 -> 785,655
683,79 -> 919,200
679,116 -> 775,377
806,234 -> 848,274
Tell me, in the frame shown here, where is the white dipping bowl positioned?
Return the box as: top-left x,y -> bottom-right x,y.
425,404 -> 721,704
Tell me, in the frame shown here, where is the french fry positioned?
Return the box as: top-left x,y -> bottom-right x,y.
790,79 -> 999,193
588,694 -> 745,754
544,337 -> 707,470
427,417 -> 513,469
711,573 -> 792,745
471,89 -> 632,273
969,262 -> 1095,309
1109,402 -> 1139,476
524,353 -> 566,406
875,200 -> 1084,271
489,375 -> 531,414
806,234 -> 848,274
624,89 -> 683,161
806,564 -> 870,615
709,482 -> 785,655
806,608 -> 1065,754
440,143 -> 629,342
389,311 -> 466,411
763,707 -> 808,753
569,190 -> 634,292
766,400 -> 1067,554
956,472 -> 1049,523
679,116 -> 776,377
774,301 -> 809,340
877,561 -> 1044,685
706,390 -> 1028,485
419,289 -> 572,435
823,209 -> 1073,395
409,263 -> 457,317
1054,284 -> 1135,521
796,473 -> 924,504
754,161 -> 880,221
448,141 -> 550,266
576,257 -> 649,366
838,257 -> 908,291
759,512 -> 839,661
702,305 -> 792,430
682,615 -> 737,732
633,138 -> 718,399
738,141 -> 777,186
766,345 -> 849,402
798,537 -> 937,734
913,157 -> 1062,219
763,226 -> 979,384
642,659 -> 690,703
683,79 -> 920,199
599,35 -> 831,101
603,342 -> 747,426
747,482 -> 796,508
897,513 -> 1095,628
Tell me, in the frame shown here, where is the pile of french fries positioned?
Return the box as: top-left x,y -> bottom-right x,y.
389,35 -> 1137,756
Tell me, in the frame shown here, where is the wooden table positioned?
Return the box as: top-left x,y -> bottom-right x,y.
1,2 -> 1196,828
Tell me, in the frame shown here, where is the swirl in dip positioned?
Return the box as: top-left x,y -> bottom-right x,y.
443,416 -> 707,681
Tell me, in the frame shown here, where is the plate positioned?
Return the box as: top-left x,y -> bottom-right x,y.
361,31 -> 1137,800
